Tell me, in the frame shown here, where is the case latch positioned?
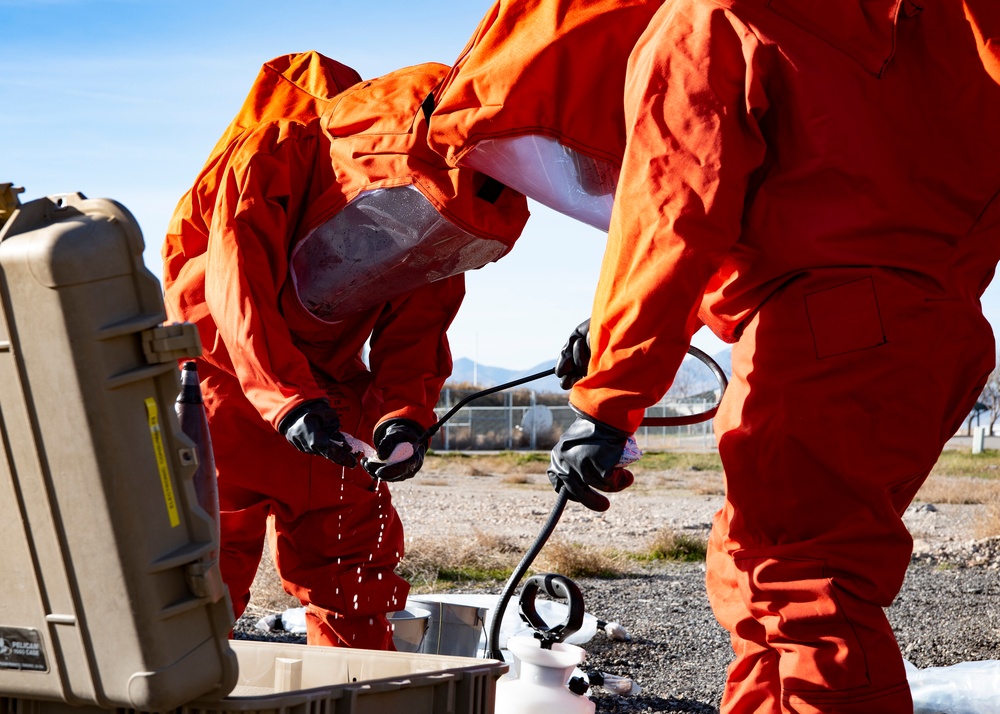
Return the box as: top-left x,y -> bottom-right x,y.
0,183 -> 24,230
142,322 -> 202,364
184,559 -> 227,603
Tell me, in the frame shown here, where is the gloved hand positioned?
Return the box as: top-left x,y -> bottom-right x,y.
363,418 -> 428,482
278,399 -> 358,468
548,408 -> 634,512
555,318 -> 591,390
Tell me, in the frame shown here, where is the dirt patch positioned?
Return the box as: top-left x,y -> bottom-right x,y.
247,459 -> 996,613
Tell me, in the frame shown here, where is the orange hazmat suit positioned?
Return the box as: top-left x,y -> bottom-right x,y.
567,1 -> 1000,712
163,53 -> 528,648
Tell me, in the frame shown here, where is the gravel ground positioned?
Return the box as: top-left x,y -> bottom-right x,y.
235,464 -> 1000,713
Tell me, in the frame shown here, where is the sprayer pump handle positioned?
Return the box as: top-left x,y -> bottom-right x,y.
518,573 -> 585,647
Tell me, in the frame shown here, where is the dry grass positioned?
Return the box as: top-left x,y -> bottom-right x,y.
930,449 -> 1000,478
417,477 -> 449,487
246,546 -> 299,614
976,501 -> 1000,539
399,531 -> 524,591
629,451 -> 723,474
424,450 -> 550,477
918,450 -> 1000,538
500,473 -> 535,485
534,538 -> 629,579
914,475 -> 1000,505
639,529 -> 709,563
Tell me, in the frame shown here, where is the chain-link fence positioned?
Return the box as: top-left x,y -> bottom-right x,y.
429,391 -> 717,452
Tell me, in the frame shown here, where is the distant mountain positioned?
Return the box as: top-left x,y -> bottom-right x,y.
448,347 -> 733,397
449,358 -> 564,393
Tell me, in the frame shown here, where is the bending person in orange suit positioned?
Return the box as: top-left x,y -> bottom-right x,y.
548,1 -> 1000,712
163,53 -> 527,649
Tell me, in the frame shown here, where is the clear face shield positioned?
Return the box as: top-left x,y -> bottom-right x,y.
290,185 -> 508,323
458,135 -> 618,232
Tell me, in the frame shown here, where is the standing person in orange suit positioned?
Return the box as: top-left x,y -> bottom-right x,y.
163,52 -> 527,649
548,1 -> 1000,712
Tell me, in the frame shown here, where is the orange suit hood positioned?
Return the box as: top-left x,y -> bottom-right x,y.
208,51 -> 364,158
426,0 -> 663,231
322,62 -> 529,248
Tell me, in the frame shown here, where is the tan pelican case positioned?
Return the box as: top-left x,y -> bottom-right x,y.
0,193 -> 237,711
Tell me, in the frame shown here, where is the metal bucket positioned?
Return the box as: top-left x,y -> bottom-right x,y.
408,596 -> 488,658
387,607 -> 431,653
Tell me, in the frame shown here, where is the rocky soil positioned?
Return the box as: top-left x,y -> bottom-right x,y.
236,461 -> 1000,713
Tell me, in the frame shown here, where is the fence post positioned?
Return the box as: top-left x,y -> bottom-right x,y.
973,425 -> 988,454
443,387 -> 450,451
506,392 -> 513,450
530,390 -> 537,450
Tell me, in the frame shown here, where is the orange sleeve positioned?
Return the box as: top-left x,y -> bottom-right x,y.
205,123 -> 327,428
965,0 -> 1000,84
368,274 -> 466,430
570,2 -> 767,433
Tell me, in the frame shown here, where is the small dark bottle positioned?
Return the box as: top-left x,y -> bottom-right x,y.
175,360 -> 220,560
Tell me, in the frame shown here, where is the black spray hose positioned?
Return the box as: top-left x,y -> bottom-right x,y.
486,489 -> 568,660
638,345 -> 729,426
418,368 -> 556,444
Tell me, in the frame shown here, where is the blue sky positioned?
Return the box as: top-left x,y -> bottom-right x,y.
4,0 -> 997,371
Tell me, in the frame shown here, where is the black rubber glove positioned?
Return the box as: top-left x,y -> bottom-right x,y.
548,408 -> 634,512
555,318 -> 591,390
363,418 -> 428,482
278,399 -> 358,469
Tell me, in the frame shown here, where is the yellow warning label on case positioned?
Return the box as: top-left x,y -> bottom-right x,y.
145,397 -> 180,527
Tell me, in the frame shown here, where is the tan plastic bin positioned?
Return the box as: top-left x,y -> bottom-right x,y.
0,193 -> 237,711
0,640 -> 507,714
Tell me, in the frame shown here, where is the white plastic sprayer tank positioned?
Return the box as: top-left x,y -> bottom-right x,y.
494,636 -> 595,714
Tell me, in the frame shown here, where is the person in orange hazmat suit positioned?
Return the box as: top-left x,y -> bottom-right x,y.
547,1 -> 1000,712
163,52 -> 528,648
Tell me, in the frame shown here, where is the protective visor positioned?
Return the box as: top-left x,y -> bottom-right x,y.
458,135 -> 619,232
290,185 -> 508,323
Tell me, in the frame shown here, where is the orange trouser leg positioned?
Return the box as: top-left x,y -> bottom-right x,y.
303,606 -> 395,649
202,365 -> 407,648
706,268 -> 994,714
